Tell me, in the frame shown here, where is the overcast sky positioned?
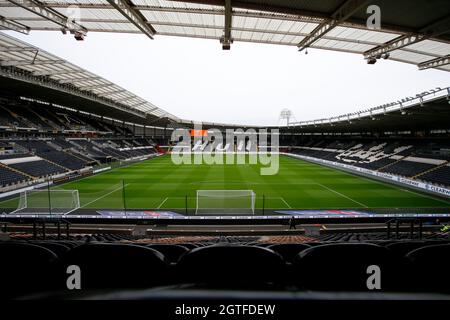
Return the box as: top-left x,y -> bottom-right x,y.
7,31 -> 450,126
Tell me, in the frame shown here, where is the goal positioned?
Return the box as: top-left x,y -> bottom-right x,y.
195,190 -> 256,215
12,189 -> 80,215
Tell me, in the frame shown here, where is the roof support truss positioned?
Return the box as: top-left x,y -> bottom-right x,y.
297,0 -> 370,51
6,0 -> 87,35
98,89 -> 127,97
220,0 -> 232,50
59,76 -> 100,84
106,0 -> 155,40
0,46 -> 36,53
0,15 -> 30,34
79,83 -> 111,91
0,59 -> 64,66
33,69 -> 82,76
418,55 -> 450,70
364,15 -> 450,59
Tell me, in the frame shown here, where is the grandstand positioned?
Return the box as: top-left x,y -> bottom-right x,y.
0,0 -> 450,306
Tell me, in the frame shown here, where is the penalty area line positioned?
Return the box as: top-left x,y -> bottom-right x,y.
316,183 -> 369,208
279,197 -> 292,209
157,197 -> 169,209
80,183 -> 130,209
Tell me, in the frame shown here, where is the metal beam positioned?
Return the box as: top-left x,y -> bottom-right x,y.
33,69 -> 82,76
0,59 -> 64,66
6,0 -> 87,34
364,15 -> 450,59
297,0 -> 369,51
418,55 -> 450,70
220,0 -> 232,50
0,16 -> 30,34
0,46 -> 37,53
98,89 -> 127,97
60,76 -> 100,84
132,101 -> 148,108
106,0 -> 155,40
79,83 -> 111,91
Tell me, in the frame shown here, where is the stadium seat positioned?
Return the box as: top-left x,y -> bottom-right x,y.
268,243 -> 311,262
0,242 -> 58,298
406,244 -> 450,292
30,241 -> 71,257
385,241 -> 429,257
176,245 -> 285,288
292,243 -> 403,291
59,243 -> 169,290
146,244 -> 189,263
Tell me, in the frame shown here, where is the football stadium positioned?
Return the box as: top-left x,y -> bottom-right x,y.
0,0 -> 450,308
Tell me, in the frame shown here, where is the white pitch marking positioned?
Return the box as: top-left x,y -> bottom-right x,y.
280,197 -> 292,209
316,183 -> 368,208
157,197 -> 169,209
80,183 -> 129,208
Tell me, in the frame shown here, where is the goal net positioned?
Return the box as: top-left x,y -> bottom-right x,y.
195,190 -> 256,215
12,189 -> 80,215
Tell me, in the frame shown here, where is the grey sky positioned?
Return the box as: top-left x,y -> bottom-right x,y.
8,31 -> 450,126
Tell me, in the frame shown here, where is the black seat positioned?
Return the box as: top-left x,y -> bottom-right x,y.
386,241 -> 428,257
60,243 -> 169,290
176,245 -> 285,288
177,243 -> 198,249
146,244 -> 189,263
0,242 -> 58,298
268,243 -> 311,262
31,241 -> 71,257
292,243 -> 402,291
406,244 -> 450,293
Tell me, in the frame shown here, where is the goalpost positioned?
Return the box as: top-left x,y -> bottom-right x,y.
12,189 -> 80,215
195,190 -> 256,215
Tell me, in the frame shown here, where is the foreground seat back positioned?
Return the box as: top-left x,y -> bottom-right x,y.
60,243 -> 169,290
406,244 -> 450,293
176,245 -> 285,287
385,241 -> 427,257
292,243 -> 401,291
268,243 -> 311,262
0,242 -> 58,298
146,244 -> 189,263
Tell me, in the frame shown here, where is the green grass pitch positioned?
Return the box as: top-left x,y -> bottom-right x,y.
1,155 -> 449,212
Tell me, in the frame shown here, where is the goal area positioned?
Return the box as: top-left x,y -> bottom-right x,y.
12,189 -> 80,215
195,190 -> 256,215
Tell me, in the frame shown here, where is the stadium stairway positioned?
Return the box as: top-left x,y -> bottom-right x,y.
413,160 -> 450,180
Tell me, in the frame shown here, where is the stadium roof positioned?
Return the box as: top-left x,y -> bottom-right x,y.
284,86 -> 450,133
0,31 -> 178,121
0,0 -> 449,71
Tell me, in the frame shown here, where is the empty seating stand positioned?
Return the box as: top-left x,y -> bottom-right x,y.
1,232 -> 450,298
420,165 -> 450,187
380,160 -> 435,177
0,165 -> 29,186
9,160 -> 66,177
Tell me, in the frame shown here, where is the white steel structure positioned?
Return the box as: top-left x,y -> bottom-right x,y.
0,0 -> 448,72
196,189 -> 256,215
0,31 -> 178,121
13,189 -> 80,215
